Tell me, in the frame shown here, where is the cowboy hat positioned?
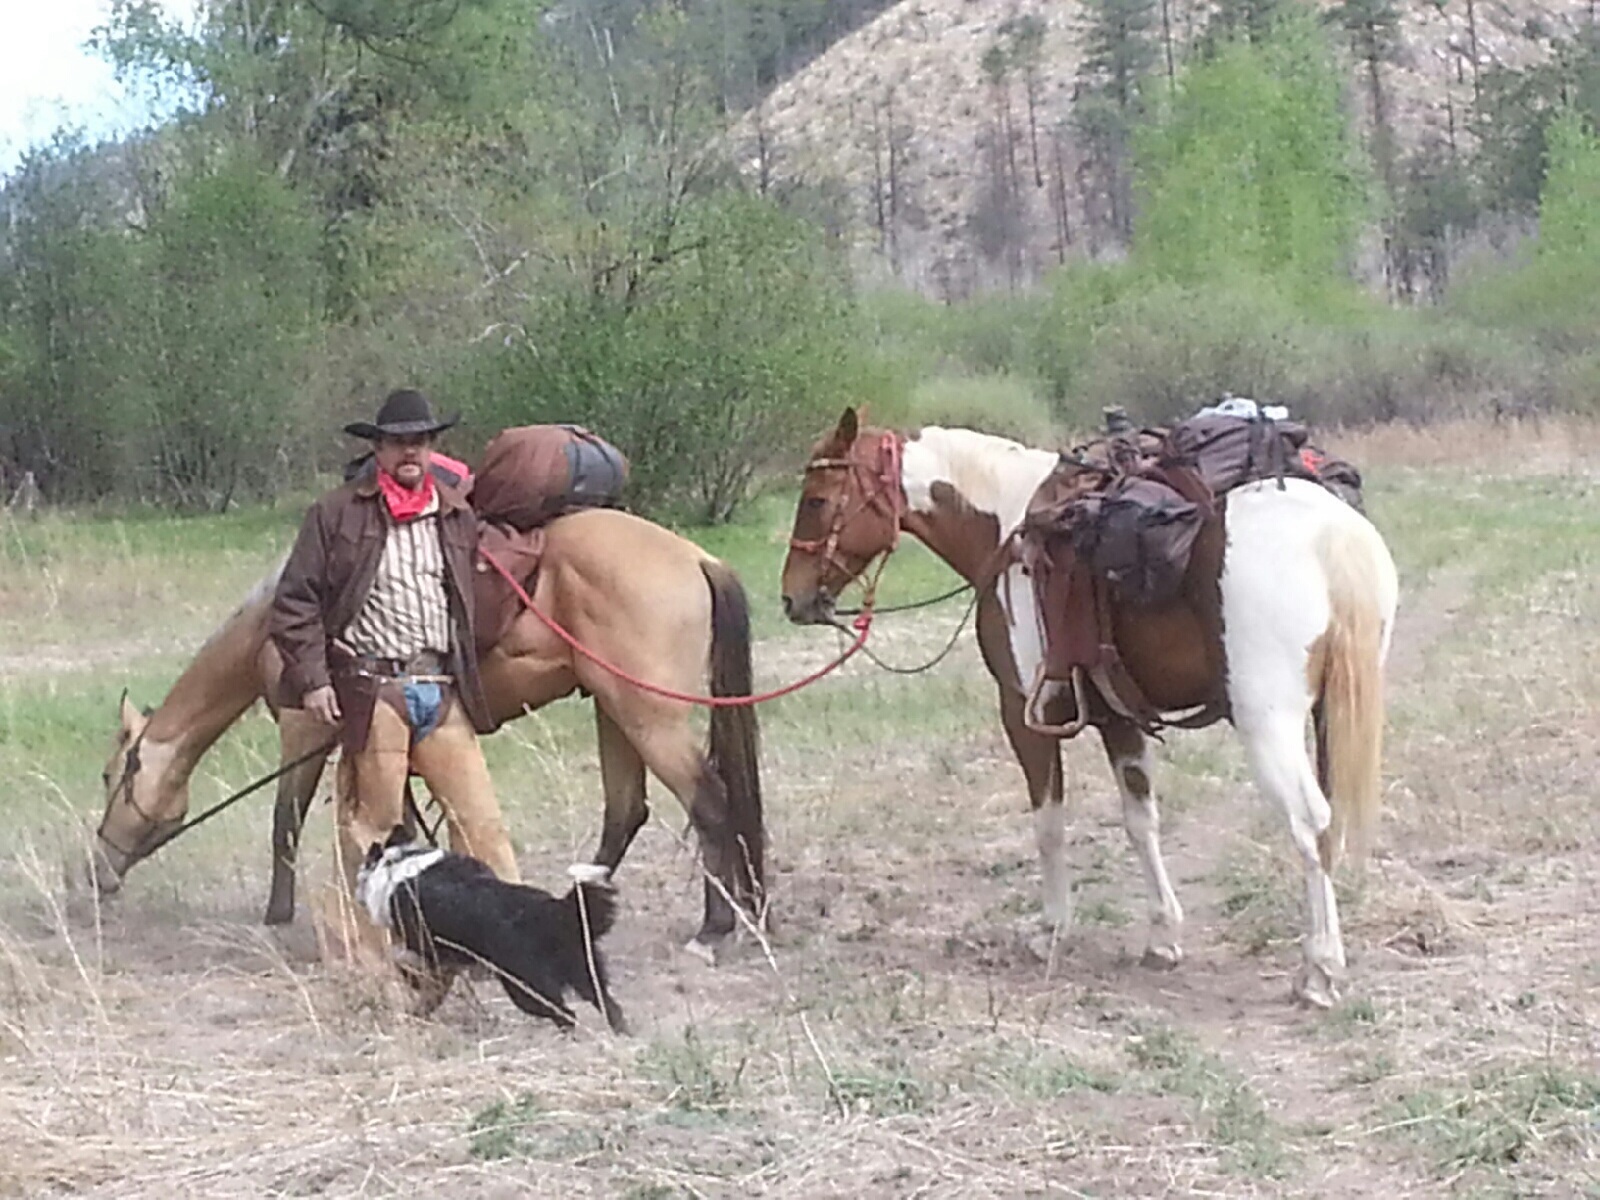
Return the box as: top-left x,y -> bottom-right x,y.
343,389 -> 460,440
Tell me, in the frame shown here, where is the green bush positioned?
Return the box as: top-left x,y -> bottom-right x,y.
1028,261 -> 1141,416
1064,275 -> 1312,427
1448,114 -> 1600,357
903,372 -> 1064,446
1551,349 -> 1600,416
1284,315 -> 1541,425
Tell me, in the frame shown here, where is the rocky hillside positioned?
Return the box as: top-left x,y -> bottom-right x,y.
732,0 -> 1591,297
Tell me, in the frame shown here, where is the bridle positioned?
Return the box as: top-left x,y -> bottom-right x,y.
788,431 -> 907,597
98,726 -> 339,865
98,726 -> 179,861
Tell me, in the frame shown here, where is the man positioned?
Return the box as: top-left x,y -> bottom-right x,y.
271,389 -> 519,925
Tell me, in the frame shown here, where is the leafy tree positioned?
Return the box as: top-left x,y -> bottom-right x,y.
1538,109 -> 1600,265
462,195 -> 869,521
1389,141 -> 1477,298
1448,107 -> 1600,355
0,137 -> 156,499
140,153 -> 323,508
1132,13 -> 1366,297
1471,27 -> 1600,215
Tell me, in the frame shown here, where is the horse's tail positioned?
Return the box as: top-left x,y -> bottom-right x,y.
701,559 -> 765,901
1315,523 -> 1396,870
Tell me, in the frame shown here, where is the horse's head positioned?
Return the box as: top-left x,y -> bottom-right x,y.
90,692 -> 185,893
781,406 -> 906,626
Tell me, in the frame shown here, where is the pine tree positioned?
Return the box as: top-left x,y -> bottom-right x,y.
1075,0 -> 1160,240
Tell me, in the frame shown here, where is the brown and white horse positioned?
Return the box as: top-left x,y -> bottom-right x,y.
781,408 -> 1398,1006
92,508 -> 764,960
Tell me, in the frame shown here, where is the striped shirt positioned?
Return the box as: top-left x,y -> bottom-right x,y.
342,491 -> 452,662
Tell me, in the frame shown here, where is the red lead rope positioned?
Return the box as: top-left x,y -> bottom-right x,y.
478,547 -> 875,708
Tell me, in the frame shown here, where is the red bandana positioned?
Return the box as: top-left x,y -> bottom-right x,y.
376,468 -> 437,521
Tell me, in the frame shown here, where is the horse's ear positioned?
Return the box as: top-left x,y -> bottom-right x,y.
822,407 -> 859,454
118,691 -> 145,738
838,407 -> 859,443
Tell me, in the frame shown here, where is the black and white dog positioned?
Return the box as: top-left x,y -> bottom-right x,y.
355,827 -> 627,1032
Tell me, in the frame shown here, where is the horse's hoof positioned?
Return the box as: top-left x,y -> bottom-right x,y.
263,902 -> 294,927
1140,943 -> 1183,971
683,936 -> 721,966
1293,965 -> 1339,1010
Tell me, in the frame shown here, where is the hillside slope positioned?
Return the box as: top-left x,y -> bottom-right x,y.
732,0 -> 1589,296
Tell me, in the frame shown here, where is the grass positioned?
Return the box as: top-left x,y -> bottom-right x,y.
467,1092 -> 545,1160
0,418 -> 1598,1197
641,1026 -> 749,1115
1387,1064 -> 1600,1175
1124,1021 -> 1290,1178
1213,839 -> 1299,955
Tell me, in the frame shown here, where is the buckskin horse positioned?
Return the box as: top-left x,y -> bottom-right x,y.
780,408 -> 1398,1007
91,508 -> 764,961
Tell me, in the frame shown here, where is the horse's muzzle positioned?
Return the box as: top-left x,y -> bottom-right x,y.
85,835 -> 130,896
782,591 -> 834,627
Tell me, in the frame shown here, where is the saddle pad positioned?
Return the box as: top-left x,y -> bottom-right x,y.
473,521 -> 548,657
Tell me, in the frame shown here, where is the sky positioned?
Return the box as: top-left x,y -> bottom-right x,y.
0,0 -> 200,177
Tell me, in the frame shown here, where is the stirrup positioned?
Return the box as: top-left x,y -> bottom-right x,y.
1023,665 -> 1091,738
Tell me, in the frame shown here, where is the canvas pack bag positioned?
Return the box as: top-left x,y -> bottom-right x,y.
472,424 -> 629,531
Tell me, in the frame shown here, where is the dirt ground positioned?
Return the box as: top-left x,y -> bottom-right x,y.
1,418 -> 1596,1198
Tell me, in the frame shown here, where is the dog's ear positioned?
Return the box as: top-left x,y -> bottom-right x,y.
383,824 -> 410,849
363,841 -> 385,868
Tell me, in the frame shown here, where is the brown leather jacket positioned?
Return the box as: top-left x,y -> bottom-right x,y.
270,472 -> 494,734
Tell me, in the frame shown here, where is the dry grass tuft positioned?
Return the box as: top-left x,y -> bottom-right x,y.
1327,413 -> 1600,475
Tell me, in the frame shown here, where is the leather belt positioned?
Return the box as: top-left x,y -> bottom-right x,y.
344,649 -> 452,681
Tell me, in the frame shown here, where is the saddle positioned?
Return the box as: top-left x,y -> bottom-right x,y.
469,425 -> 631,656
1016,410 -> 1364,737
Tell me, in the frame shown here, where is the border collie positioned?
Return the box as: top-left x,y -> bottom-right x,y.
355,827 -> 627,1032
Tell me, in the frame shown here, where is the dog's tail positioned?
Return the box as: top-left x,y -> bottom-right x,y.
563,863 -> 618,942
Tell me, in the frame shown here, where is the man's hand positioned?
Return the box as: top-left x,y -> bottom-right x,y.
304,685 -> 342,726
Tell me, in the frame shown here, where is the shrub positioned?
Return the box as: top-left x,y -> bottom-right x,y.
904,372 -> 1063,446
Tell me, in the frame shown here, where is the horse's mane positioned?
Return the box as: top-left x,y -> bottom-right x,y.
903,426 -> 1057,538
190,560 -> 284,662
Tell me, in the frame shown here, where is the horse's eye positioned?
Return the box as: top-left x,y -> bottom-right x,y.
802,496 -> 827,512
101,770 -> 111,788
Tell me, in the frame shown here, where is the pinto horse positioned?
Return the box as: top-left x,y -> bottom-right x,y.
780,408 -> 1398,1006
91,508 -> 764,960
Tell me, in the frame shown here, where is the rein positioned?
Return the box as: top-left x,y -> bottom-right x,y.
106,737 -> 339,863
834,579 -> 973,618
478,548 -> 876,708
839,583 -> 982,676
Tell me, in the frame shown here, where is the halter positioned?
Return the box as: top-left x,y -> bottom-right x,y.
788,431 -> 907,596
